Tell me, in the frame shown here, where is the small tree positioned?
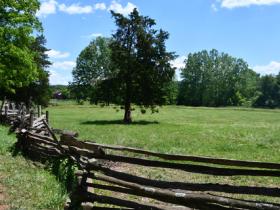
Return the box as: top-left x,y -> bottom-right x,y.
110,9 -> 176,123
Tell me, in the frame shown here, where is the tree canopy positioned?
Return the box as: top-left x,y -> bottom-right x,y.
178,49 -> 259,107
110,9 -> 176,123
72,9 -> 176,123
253,73 -> 280,108
71,37 -> 115,104
0,0 -> 42,93
5,35 -> 52,106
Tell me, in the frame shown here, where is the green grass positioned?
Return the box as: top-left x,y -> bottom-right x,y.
48,102 -> 280,162
46,101 -> 280,203
0,126 -> 67,210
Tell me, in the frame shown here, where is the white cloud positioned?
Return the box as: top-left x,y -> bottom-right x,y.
171,56 -> 187,69
36,0 -> 57,17
94,3 -> 107,10
253,61 -> 280,75
108,1 -> 137,16
47,49 -> 70,59
220,0 -> 280,9
49,70 -> 72,85
82,33 -> 103,39
171,56 -> 187,81
59,3 -> 93,14
48,61 -> 75,85
52,61 -> 76,70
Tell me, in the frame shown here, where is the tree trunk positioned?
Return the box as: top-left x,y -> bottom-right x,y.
123,102 -> 132,124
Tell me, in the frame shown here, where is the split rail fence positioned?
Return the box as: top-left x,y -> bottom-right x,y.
1,100 -> 280,209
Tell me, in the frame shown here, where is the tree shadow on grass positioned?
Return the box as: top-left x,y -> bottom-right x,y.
81,120 -> 159,125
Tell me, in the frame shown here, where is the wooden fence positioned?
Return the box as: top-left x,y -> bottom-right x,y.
1,100 -> 280,209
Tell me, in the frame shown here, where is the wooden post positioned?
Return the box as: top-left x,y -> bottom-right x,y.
29,110 -> 34,128
46,110 -> 49,124
4,105 -> 8,118
37,105 -> 41,117
0,97 -> 6,115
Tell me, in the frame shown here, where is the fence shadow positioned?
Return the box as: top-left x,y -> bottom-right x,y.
81,120 -> 159,125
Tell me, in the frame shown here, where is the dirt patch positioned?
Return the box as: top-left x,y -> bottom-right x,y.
0,184 -> 9,210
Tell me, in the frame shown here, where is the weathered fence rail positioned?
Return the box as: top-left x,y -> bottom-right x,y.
1,100 -> 280,209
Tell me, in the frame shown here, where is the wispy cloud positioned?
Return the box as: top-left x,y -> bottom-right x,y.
219,0 -> 280,9
52,61 -> 76,70
47,49 -> 70,59
211,3 -> 219,11
82,33 -> 103,39
171,56 -> 187,81
94,3 -> 107,10
58,3 -> 93,14
49,70 -> 72,85
37,1 -> 138,17
36,0 -> 57,17
108,0 -> 137,16
253,61 -> 280,75
170,56 -> 187,69
48,61 -> 75,85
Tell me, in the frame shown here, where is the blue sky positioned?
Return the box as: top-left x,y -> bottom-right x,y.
37,0 -> 280,84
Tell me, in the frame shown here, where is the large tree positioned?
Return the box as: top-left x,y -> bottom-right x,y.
110,9 -> 176,123
4,35 -> 52,106
0,0 -> 42,93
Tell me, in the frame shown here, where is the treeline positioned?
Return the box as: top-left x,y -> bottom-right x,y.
70,41 -> 280,109
178,49 -> 280,108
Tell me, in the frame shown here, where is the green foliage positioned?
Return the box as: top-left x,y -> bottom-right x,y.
0,0 -> 42,93
178,49 -> 259,107
71,10 -> 176,122
50,158 -> 77,192
2,35 -> 52,106
71,37 -> 114,104
110,9 -> 176,122
51,85 -> 72,99
254,73 -> 280,108
163,80 -> 179,105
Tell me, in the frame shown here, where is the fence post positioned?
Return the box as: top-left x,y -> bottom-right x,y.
0,97 -> 6,115
37,105 -> 41,117
29,110 -> 34,128
4,105 -> 8,118
46,110 -> 49,124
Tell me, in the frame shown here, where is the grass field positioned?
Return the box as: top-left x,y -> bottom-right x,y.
1,101 -> 280,207
0,126 -> 67,209
48,101 -> 280,162
46,101 -> 280,203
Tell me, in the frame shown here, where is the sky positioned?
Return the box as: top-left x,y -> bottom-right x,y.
37,0 -> 280,85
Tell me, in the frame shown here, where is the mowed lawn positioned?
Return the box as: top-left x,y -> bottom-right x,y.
47,102 -> 280,162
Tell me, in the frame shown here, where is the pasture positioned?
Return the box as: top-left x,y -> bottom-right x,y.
1,101 -> 280,207
48,101 -> 280,162
46,101 -> 280,202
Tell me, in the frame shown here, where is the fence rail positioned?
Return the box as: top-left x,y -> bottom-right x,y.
1,100 -> 280,210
